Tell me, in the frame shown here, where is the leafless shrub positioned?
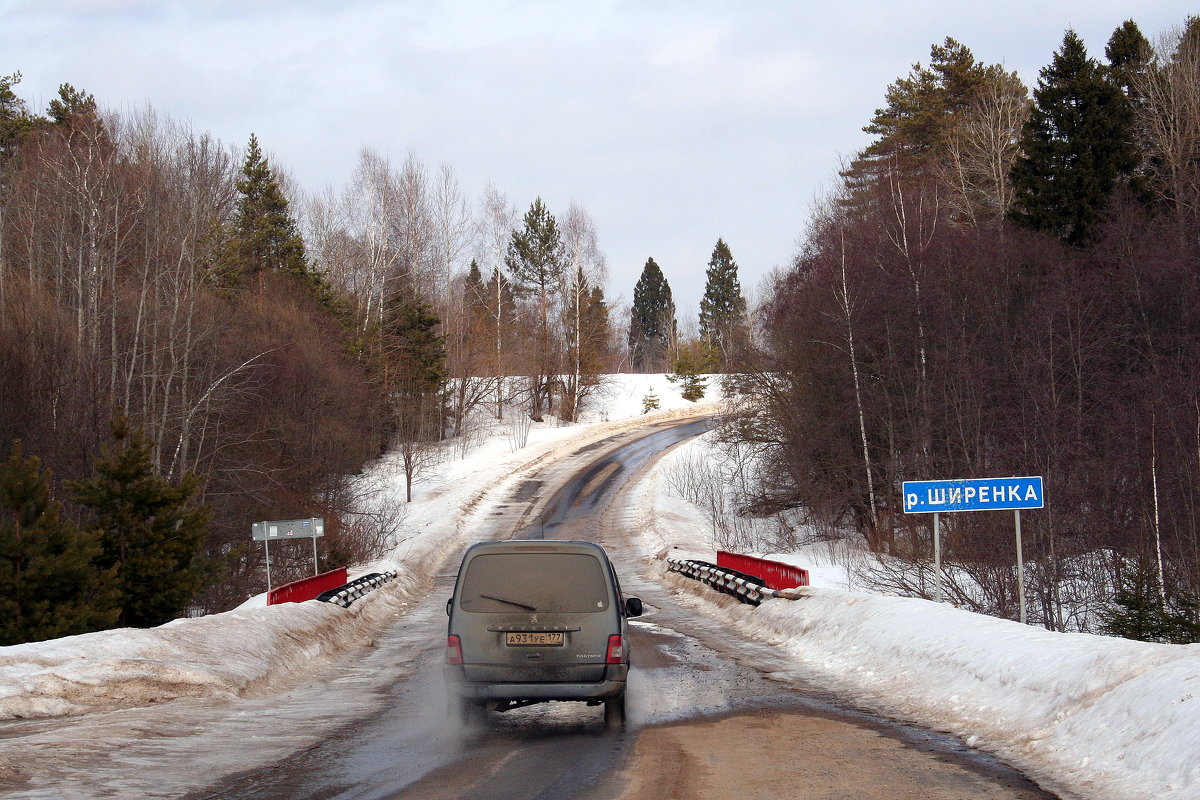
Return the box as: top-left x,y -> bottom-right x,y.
663,440 -> 764,552
504,394 -> 533,451
452,405 -> 494,459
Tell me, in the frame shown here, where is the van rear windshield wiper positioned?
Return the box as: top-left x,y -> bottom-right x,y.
479,593 -> 537,611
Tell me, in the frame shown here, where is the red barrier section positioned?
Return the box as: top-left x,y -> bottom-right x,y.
717,551 -> 809,589
267,567 -> 348,605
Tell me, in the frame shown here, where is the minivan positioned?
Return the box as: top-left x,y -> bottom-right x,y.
444,540 -> 643,725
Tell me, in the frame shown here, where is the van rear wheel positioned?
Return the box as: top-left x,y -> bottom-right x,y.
604,692 -> 626,727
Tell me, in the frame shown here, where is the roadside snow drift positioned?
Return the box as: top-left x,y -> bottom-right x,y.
0,573 -> 421,719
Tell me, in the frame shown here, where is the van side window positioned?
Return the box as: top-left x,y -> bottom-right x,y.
459,553 -> 610,613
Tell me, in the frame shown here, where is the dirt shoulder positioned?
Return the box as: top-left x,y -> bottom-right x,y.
599,708 -> 1054,800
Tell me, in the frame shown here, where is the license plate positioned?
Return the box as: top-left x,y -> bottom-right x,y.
505,632 -> 565,647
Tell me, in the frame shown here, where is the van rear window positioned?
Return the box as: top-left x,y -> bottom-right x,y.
458,553 -> 610,613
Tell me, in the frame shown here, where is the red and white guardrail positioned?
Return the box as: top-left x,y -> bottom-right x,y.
667,556 -> 809,606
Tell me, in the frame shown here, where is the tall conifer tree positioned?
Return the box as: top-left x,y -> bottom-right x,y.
629,257 -> 676,371
505,198 -> 564,420
385,289 -> 446,502
0,72 -> 41,166
1105,20 -> 1152,100
698,239 -> 748,369
1008,30 -> 1140,245
217,134 -> 310,290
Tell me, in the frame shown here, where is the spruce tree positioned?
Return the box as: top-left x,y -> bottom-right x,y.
1101,560 -> 1200,644
666,342 -> 716,402
1105,20 -> 1154,204
628,257 -> 676,372
698,239 -> 749,369
1105,20 -> 1152,100
0,442 -> 118,645
217,134 -> 311,290
1008,30 -> 1141,245
69,416 -> 211,628
464,260 -> 488,326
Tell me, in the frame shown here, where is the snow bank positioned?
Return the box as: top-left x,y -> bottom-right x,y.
0,572 -> 421,719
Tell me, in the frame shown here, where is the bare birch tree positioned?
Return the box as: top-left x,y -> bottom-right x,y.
559,202 -> 609,422
476,182 -> 519,418
1136,21 -> 1200,230
941,69 -> 1030,224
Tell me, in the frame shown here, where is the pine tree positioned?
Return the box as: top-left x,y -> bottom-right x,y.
505,198 -> 564,420
1008,30 -> 1141,245
698,239 -> 749,369
0,442 -> 118,645
0,72 -> 41,166
628,257 -> 676,372
505,197 -> 565,302
217,134 -> 311,291
859,38 -> 993,172
69,415 -> 211,628
385,289 -> 447,502
46,82 -> 97,126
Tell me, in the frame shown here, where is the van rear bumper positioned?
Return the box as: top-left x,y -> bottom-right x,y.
446,664 -> 628,702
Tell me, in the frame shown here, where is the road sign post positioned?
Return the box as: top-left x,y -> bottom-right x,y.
933,512 -> 941,603
251,518 -> 325,591
902,477 -> 1043,623
1015,510 -> 1025,624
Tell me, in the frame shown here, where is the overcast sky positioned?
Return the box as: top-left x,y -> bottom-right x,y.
2,1 -> 1195,319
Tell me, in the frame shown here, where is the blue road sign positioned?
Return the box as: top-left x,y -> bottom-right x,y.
902,476 -> 1043,514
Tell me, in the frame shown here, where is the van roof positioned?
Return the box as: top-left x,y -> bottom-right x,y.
463,539 -> 608,557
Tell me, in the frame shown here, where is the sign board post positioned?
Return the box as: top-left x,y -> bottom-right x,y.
902,477 -> 1043,623
251,518 -> 325,591
1015,510 -> 1025,625
933,512 -> 941,603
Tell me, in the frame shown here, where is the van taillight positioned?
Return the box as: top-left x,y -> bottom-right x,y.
606,634 -> 624,664
447,635 -> 463,665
